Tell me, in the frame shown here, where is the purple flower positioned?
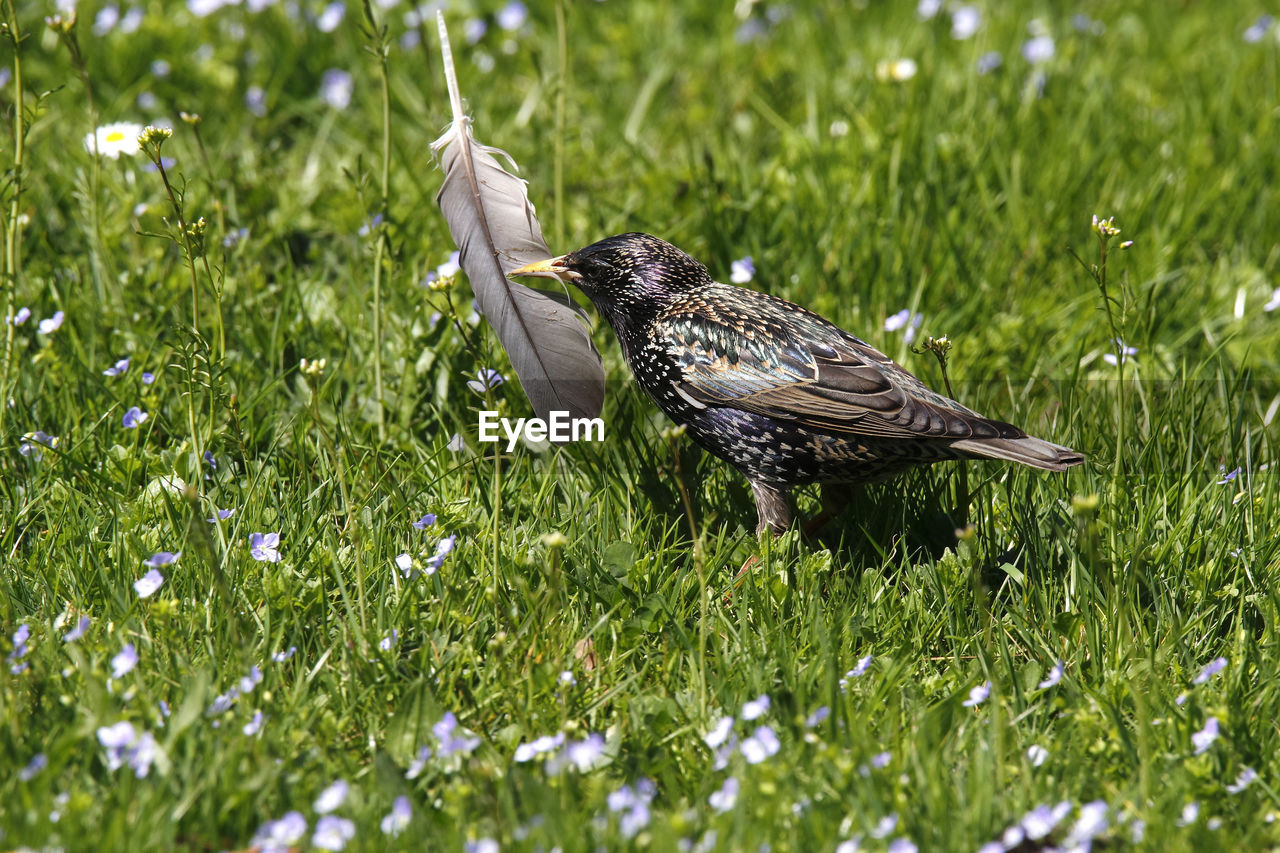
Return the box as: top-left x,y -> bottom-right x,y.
413,512 -> 436,529
1037,659 -> 1064,689
1192,717 -> 1220,755
8,623 -> 30,673
1026,744 -> 1049,766
962,681 -> 991,707
358,212 -> 384,237
394,554 -> 414,577
272,645 -> 297,662
887,840 -> 917,853
122,406 -> 148,428
320,69 -> 353,110
252,811 -> 308,851
1217,466 -> 1241,485
730,256 -> 755,284
950,5 -> 980,39
436,251 -> 461,279
465,841 -> 499,853
1103,339 -> 1137,366
917,0 -> 942,19
977,51 -> 1002,74
740,725 -> 780,764
467,368 -> 505,395
1193,656 -> 1227,684
709,776 -> 739,813
1064,801 -> 1109,847
378,630 -> 398,651
313,816 -> 356,851
562,733 -> 607,771
98,721 -> 137,769
1244,15 -> 1274,43
1227,767 -> 1258,793
884,309 -> 923,343
111,643 -> 139,678
423,534 -> 456,574
805,706 -> 830,727
405,744 -> 432,779
245,86 -> 267,117
9,306 -> 31,325
465,17 -> 487,43
1022,34 -> 1055,64
240,665 -> 263,694
103,357 -> 130,377
315,1 -> 344,32
144,551 -> 180,568
207,508 -> 235,522
496,0 -> 527,31
314,779 -> 350,814
38,310 -> 65,333
141,371 -> 156,384
704,715 -> 734,748
203,450 -> 217,469
434,712 -> 482,757
1264,287 -> 1280,312
19,430 -> 57,459
18,752 -> 47,781
63,615 -> 91,643
243,710 -> 265,736
380,796 -> 411,836
134,569 -> 165,598
741,694 -> 770,720
250,532 -> 282,562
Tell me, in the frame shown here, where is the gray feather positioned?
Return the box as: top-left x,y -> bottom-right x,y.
430,13 -> 605,423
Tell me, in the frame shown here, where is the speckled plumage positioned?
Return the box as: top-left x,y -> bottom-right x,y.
525,233 -> 1083,535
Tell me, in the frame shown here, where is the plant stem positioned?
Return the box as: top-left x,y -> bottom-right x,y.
0,0 -> 25,446
554,0 -> 567,246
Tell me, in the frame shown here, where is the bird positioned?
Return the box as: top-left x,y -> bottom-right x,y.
510,233 -> 1083,537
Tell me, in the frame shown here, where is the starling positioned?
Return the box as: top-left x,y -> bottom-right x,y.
510,233 -> 1083,536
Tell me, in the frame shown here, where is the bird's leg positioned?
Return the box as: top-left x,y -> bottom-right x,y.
738,481 -> 791,577
801,485 -> 845,540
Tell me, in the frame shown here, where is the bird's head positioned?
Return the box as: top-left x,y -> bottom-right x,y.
507,233 -> 712,313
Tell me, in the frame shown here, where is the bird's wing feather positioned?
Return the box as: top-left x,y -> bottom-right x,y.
656,285 -> 1024,442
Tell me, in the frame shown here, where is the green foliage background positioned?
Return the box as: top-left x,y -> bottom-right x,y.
2,0 -> 1278,850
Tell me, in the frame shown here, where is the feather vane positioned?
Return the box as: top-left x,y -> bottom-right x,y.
431,12 -> 604,423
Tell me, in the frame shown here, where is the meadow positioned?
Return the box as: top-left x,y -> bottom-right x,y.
3,0 -> 1280,850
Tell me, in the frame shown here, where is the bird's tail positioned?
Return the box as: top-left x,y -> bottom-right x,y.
950,434 -> 1084,472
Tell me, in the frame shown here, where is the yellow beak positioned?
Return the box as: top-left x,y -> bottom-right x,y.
507,255 -> 577,280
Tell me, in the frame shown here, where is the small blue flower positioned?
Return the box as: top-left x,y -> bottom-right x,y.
9,306 -> 31,325
144,551 -> 180,568
320,69 -> 353,110
250,532 -> 283,563
465,840 -> 499,853
1193,656 -> 1227,684
207,508 -> 235,523
63,615 -> 91,643
272,646 -> 297,662
1227,767 -> 1258,793
38,310 -> 65,334
405,744 -> 432,779
358,212 -> 384,237
103,357 -> 130,377
884,309 -> 923,343
740,725 -> 780,764
805,706 -> 830,727
1037,659 -> 1064,689
243,710 -> 265,736
962,680 -> 991,707
141,371 -> 156,384
111,643 -> 139,678
252,811 -> 308,851
423,534 -> 456,574
245,86 -> 267,117
240,665 -> 263,694
1022,34 -> 1055,64
741,694 -> 770,720
380,796 -> 411,836
467,368 -> 505,395
730,256 -> 755,284
709,776 -> 739,813
704,715 -> 733,748
313,815 -> 356,851
122,406 -> 148,428
378,630 -> 398,651
976,51 -> 1002,74
1216,466 -> 1241,485
413,513 -> 437,530
434,712 -> 482,757
1244,15 -> 1274,43
203,450 -> 217,469
134,568 -> 165,598
18,753 -> 47,782
1192,717 -> 1219,755
465,17 -> 487,43
19,430 -> 57,459
314,779 -> 350,814
496,0 -> 527,31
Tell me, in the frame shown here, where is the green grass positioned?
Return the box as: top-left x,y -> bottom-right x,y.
3,1 -> 1280,850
